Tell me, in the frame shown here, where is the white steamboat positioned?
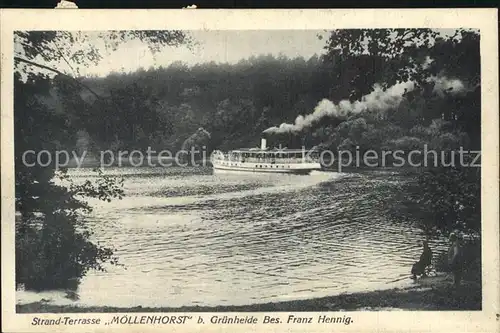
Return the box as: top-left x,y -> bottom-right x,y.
211,138 -> 322,174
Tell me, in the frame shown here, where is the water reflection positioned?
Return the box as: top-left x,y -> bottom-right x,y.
17,167 -> 449,308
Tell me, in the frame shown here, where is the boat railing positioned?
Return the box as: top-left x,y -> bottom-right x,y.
214,155 -> 318,164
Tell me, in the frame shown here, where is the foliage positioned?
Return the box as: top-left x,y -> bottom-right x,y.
14,73 -> 125,290
69,54 -> 332,152
411,166 -> 480,234
27,28 -> 480,238
320,29 -> 481,235
321,29 -> 481,145
14,28 -> 481,292
15,31 -> 194,77
14,31 -> 190,290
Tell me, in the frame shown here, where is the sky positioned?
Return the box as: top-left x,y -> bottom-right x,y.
15,28 -> 470,78
70,30 -> 331,77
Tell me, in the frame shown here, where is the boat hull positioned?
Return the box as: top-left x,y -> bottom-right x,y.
212,161 -> 322,175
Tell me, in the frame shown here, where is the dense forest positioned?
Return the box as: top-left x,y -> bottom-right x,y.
40,30 -> 479,158
50,54 -> 332,153
14,29 -> 481,290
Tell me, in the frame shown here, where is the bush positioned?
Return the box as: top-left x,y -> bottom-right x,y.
15,169 -> 124,291
433,238 -> 481,283
412,166 -> 481,234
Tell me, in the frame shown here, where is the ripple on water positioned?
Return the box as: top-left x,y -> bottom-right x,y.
17,168 -> 449,308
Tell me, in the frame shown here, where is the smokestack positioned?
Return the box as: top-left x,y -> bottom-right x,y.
261,138 -> 267,150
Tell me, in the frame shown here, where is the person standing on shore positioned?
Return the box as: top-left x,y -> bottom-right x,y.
448,231 -> 464,286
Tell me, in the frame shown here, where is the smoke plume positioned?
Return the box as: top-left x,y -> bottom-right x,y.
263,77 -> 466,135
264,81 -> 415,135
429,76 -> 466,97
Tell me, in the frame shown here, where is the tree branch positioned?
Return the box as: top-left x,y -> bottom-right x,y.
52,40 -> 79,78
14,56 -> 102,102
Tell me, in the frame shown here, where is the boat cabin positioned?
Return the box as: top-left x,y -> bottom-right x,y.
220,138 -> 320,164
211,138 -> 322,174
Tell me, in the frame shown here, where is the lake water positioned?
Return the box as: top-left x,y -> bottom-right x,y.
16,167 -> 449,308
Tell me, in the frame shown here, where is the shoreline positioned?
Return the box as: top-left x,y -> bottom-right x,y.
17,274 -> 481,313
